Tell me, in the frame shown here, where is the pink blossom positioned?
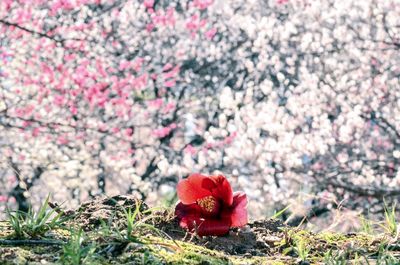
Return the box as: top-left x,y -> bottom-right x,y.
22,121 -> 31,128
16,9 -> 32,24
57,135 -> 69,145
132,58 -> 144,71
15,108 -> 25,117
152,123 -> 177,138
2,0 -> 13,11
146,23 -> 155,32
98,123 -> 108,132
54,94 -> 66,106
144,0 -> 154,9
224,131 -> 237,145
151,7 -> 175,27
199,19 -> 207,28
147,98 -> 164,109
164,79 -> 176,87
132,73 -> 148,90
205,28 -> 217,40
206,143 -> 214,149
186,15 -> 199,31
50,2 -> 62,16
119,60 -> 131,70
184,144 -> 197,155
165,7 -> 176,25
193,0 -> 214,10
163,102 -> 176,113
152,127 -> 172,138
125,128 -> 133,136
0,195 -> 8,203
96,59 -> 107,78
69,104 -> 78,115
8,175 -> 16,184
163,66 -> 180,79
75,132 -> 86,140
163,63 -> 173,71
32,127 -> 41,137
4,148 -> 13,157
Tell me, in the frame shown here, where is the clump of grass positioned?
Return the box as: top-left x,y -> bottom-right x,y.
293,237 -> 310,262
359,215 -> 374,235
6,208 -> 23,238
6,195 -> 68,238
116,200 -> 175,244
324,249 -> 371,265
92,199 -> 179,255
61,227 -> 97,265
124,202 -> 143,242
375,242 -> 400,264
380,201 -> 399,238
279,229 -> 311,262
323,250 -> 347,265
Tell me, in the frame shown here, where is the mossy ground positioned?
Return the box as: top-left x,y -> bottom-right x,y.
1,196 -> 400,264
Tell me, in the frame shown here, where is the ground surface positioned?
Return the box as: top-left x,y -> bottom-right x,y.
1,195 -> 400,264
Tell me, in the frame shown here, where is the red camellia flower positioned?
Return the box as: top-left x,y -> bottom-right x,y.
175,173 -> 248,236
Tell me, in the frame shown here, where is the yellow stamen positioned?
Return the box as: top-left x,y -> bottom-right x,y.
197,196 -> 217,212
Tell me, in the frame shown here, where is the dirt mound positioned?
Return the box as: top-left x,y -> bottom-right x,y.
67,195 -> 148,230
155,217 -> 287,256
65,195 -> 287,257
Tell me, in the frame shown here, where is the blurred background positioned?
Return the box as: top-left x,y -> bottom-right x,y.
0,0 -> 399,232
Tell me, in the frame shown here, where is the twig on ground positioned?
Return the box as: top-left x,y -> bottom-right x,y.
0,239 -> 65,246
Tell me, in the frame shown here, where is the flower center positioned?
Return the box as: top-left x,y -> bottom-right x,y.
197,195 -> 220,216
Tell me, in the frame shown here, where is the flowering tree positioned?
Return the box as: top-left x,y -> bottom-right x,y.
0,0 -> 399,221
0,0 -> 234,211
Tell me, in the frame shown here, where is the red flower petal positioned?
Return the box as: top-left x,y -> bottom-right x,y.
175,202 -> 203,232
175,202 -> 202,220
222,191 -> 248,228
210,175 -> 233,206
178,215 -> 231,236
177,174 -> 215,204
196,218 -> 231,236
